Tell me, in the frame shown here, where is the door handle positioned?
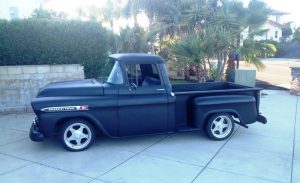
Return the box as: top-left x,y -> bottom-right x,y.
156,88 -> 165,91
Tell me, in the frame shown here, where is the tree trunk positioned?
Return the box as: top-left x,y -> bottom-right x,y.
226,52 -> 235,70
196,65 -> 200,82
196,64 -> 206,83
184,65 -> 190,80
133,15 -> 138,27
220,51 -> 228,78
207,58 -> 215,80
110,20 -> 114,31
148,15 -> 155,54
203,60 -> 207,73
216,50 -> 228,81
216,51 -> 223,81
225,52 -> 235,80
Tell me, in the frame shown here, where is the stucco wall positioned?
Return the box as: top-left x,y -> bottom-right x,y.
0,64 -> 84,113
227,69 -> 256,87
291,67 -> 300,96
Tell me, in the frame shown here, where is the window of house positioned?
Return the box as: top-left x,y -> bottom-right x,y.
125,63 -> 161,87
275,30 -> 278,39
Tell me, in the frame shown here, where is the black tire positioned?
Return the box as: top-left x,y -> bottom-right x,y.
59,118 -> 95,151
205,113 -> 235,141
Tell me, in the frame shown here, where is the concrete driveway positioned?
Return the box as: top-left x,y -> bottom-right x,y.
0,90 -> 299,183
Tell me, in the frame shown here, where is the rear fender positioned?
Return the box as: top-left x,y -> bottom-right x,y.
193,95 -> 258,129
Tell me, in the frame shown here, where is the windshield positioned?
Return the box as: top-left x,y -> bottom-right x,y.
107,61 -> 124,84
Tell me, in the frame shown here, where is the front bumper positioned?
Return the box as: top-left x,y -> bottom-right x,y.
29,118 -> 45,142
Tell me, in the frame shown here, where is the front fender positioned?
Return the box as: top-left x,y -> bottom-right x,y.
37,111 -> 116,138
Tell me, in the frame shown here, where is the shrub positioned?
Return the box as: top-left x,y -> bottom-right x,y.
259,40 -> 281,57
0,19 -> 109,78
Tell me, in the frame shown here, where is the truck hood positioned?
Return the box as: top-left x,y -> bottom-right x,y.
37,79 -> 104,97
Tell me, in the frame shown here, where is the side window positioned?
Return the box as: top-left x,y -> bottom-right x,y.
125,63 -> 162,87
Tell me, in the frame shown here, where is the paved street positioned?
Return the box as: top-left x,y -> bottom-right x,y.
240,59 -> 300,88
0,90 -> 299,183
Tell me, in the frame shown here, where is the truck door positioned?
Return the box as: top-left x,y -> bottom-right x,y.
118,63 -> 169,136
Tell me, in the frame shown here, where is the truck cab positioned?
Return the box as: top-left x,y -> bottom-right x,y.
108,54 -> 175,136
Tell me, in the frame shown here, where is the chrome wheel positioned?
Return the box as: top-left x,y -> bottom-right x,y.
63,123 -> 92,150
210,115 -> 233,139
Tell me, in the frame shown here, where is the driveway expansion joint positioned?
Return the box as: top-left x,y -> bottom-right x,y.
190,126 -> 240,183
0,151 -> 95,180
88,134 -> 171,183
0,151 -> 94,179
206,167 -> 286,183
0,137 -> 28,148
141,152 -> 203,168
290,96 -> 299,183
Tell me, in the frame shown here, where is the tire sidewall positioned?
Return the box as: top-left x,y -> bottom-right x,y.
60,118 -> 95,151
206,113 -> 235,141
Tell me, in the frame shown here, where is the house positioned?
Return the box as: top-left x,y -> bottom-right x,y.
255,10 -> 289,42
241,10 -> 290,43
254,19 -> 285,42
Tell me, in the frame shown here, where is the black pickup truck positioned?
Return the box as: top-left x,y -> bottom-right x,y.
30,53 -> 267,151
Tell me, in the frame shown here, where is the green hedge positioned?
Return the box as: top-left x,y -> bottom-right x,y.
0,19 -> 109,78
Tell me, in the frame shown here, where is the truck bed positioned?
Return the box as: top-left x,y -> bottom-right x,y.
172,82 -> 257,94
172,82 -> 261,128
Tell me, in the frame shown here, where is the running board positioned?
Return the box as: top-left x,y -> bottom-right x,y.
176,127 -> 202,132
234,120 -> 248,128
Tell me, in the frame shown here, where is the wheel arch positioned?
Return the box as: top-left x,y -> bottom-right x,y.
53,114 -> 113,138
201,109 -> 241,129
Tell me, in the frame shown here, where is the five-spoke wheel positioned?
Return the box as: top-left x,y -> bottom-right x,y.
60,119 -> 95,151
205,113 -> 234,140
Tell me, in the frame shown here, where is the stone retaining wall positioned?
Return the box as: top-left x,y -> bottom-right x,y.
0,65 -> 84,113
290,67 -> 300,96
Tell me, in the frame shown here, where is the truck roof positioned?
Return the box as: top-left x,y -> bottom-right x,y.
109,53 -> 165,64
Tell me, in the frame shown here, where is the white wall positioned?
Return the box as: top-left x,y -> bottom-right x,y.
269,15 -> 284,24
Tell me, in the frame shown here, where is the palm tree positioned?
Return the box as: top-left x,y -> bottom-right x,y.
122,0 -> 164,53
119,0 -> 275,81
225,0 -> 271,70
170,0 -> 274,81
293,27 -> 300,43
205,0 -> 273,78
123,0 -> 142,26
236,39 -> 277,70
246,0 -> 271,37
116,26 -> 149,53
101,0 -> 122,31
170,34 -> 206,81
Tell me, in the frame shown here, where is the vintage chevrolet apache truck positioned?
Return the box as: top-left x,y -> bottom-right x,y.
30,53 -> 267,151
